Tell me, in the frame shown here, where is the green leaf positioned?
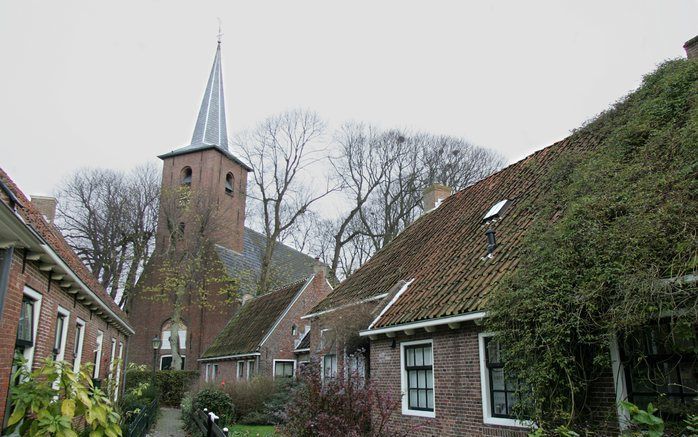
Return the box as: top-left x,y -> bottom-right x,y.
61,398 -> 76,419
6,406 -> 25,426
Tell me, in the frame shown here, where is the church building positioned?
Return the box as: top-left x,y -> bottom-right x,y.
127,41 -> 321,372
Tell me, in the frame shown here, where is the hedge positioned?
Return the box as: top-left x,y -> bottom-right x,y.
125,370 -> 198,406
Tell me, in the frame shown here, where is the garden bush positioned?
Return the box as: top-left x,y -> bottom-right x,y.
222,377 -> 277,423
189,386 -> 235,429
281,359 -> 410,437
125,369 -> 198,406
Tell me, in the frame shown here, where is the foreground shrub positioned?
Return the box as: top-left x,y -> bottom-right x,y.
281,359 -> 411,437
118,381 -> 158,425
6,357 -> 122,436
125,370 -> 198,406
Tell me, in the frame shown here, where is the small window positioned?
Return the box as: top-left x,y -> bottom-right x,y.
274,360 -> 295,379
225,173 -> 234,195
291,325 -> 297,336
16,298 -> 35,347
404,343 -> 434,412
72,320 -> 85,372
484,337 -> 518,418
247,360 -> 255,380
323,354 -> 337,381
53,313 -> 67,360
93,330 -> 104,379
207,364 -> 219,382
237,361 -> 245,380
161,320 -> 187,350
483,199 -> 511,222
160,355 -> 186,370
181,167 -> 192,187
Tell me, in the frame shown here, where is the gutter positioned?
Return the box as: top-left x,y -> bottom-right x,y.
198,352 -> 261,363
359,311 -> 487,337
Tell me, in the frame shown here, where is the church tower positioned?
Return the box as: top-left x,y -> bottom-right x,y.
156,41 -> 251,253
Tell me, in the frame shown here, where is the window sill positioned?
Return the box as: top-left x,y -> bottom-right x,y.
402,408 -> 435,418
483,416 -> 529,428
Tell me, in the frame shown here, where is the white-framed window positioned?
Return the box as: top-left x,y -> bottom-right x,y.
53,307 -> 70,362
205,363 -> 219,382
17,286 -> 42,372
400,339 -> 435,418
346,352 -> 366,380
160,355 -> 186,370
161,320 -> 187,350
93,330 -> 104,379
108,338 -> 117,380
247,360 -> 255,380
478,333 -> 527,428
273,359 -> 295,380
72,318 -> 86,373
114,342 -> 124,401
237,361 -> 245,380
322,354 -> 337,381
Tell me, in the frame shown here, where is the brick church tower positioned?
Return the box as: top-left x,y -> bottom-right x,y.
127,41 -> 258,371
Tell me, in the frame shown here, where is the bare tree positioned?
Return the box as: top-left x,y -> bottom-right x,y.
237,109 -> 337,292
56,164 -> 160,305
144,185 -> 237,371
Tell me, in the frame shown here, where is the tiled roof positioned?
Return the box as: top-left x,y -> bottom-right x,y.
309,134 -> 598,329
0,168 -> 132,330
202,278 -> 310,358
215,228 -> 317,295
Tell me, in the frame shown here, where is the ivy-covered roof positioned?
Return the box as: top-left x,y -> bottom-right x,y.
202,277 -> 310,358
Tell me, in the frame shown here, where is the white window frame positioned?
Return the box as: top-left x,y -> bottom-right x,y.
54,306 -> 71,362
114,341 -> 124,401
400,339 -> 435,418
246,360 -> 255,380
159,354 -> 186,370
108,338 -> 117,380
478,332 -> 527,428
321,353 -> 338,382
272,359 -> 296,380
20,286 -> 42,372
93,330 -> 104,379
72,318 -> 86,373
161,322 -> 187,350
205,364 -> 210,382
237,361 -> 245,380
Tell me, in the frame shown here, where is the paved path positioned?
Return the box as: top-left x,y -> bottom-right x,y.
147,407 -> 185,437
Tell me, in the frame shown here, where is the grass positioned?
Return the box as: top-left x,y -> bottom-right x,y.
227,424 -> 277,436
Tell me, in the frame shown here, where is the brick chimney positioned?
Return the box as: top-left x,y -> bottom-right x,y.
684,35 -> 698,60
31,195 -> 57,224
313,257 -> 327,281
423,183 -> 452,212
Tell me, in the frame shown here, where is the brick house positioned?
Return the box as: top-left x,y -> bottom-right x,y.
127,41 -> 318,371
0,168 -> 133,427
199,268 -> 331,382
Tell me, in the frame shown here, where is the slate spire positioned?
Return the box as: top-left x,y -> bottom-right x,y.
190,42 -> 228,150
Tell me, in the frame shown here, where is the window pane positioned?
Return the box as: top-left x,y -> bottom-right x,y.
17,300 -> 33,344
418,389 -> 427,408
679,362 -> 697,392
507,391 -> 518,416
426,370 -> 433,389
424,346 -> 432,366
415,348 -> 424,366
491,368 -> 505,391
409,370 -> 417,388
419,370 -> 427,388
406,348 -> 414,367
427,389 -> 434,409
492,391 -> 507,416
409,389 -> 417,408
487,339 -> 500,364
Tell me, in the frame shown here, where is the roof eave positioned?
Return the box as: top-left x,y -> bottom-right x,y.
359,311 -> 487,338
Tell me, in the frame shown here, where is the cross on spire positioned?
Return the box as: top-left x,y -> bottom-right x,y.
217,18 -> 224,44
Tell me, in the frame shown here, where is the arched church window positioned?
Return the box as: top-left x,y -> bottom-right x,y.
181,167 -> 192,187
161,320 -> 187,350
225,173 -> 234,195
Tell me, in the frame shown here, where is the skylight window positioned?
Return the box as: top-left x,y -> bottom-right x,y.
483,199 -> 511,222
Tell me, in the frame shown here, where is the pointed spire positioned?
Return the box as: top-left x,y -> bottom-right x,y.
190,42 -> 228,150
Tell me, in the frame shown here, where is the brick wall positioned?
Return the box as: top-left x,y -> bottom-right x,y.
197,272 -> 331,382
369,323 -> 620,437
0,249 -> 130,425
158,148 -> 248,253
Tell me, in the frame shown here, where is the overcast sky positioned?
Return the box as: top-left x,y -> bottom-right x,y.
0,1 -> 696,197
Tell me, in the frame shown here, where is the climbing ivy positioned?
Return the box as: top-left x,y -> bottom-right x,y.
485,58 -> 698,431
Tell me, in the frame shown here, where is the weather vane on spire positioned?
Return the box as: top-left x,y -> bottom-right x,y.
217,17 -> 224,44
